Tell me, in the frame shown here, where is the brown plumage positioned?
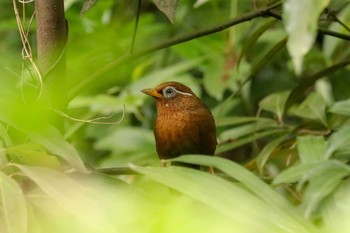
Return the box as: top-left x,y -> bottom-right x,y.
142,82 -> 216,167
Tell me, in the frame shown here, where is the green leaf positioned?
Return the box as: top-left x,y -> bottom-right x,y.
273,163 -> 316,186
0,123 -> 12,146
322,181 -> 350,232
216,116 -> 275,127
16,165 -> 114,232
237,19 -> 277,68
0,171 -> 27,233
273,160 -> 350,188
284,60 -> 350,113
290,92 -> 327,125
325,125 -> 350,158
329,99 -> 350,116
29,127 -> 87,172
259,91 -> 290,120
131,160 -> 316,233
301,163 -> 350,217
283,0 -> 329,74
250,37 -> 287,78
297,135 -> 327,163
216,128 -> 289,154
5,144 -> 61,168
219,120 -> 277,142
169,155 -> 317,232
256,135 -> 289,173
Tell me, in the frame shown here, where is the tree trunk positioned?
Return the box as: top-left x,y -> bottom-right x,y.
34,0 -> 68,129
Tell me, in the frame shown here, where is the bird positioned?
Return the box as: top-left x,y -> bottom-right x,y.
141,81 -> 216,169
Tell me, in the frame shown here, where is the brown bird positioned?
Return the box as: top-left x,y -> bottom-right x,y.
142,81 -> 216,168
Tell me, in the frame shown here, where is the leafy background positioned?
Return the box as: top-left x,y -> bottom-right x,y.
1,0 -> 350,232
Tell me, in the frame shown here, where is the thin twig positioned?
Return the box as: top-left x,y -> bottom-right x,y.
13,0 -> 43,101
68,2 -> 282,99
69,1 -> 350,99
53,104 -> 126,125
266,10 -> 350,40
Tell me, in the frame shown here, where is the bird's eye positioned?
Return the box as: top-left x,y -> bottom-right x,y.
162,86 -> 177,98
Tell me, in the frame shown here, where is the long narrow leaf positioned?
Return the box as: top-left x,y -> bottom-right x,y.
131,163 -> 316,233
29,127 -> 87,172
168,155 -> 317,232
0,171 -> 27,233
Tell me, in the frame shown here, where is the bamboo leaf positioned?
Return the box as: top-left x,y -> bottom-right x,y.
329,99 -> 350,116
15,165 -> 114,232
0,171 -> 27,233
259,91 -> 290,120
256,135 -> 289,173
131,161 -> 316,233
216,128 -> 289,154
284,60 -> 350,113
290,92 -> 327,125
297,135 -> 327,163
5,144 -> 61,168
325,125 -> 350,159
237,19 -> 277,68
219,120 -> 277,142
29,127 -> 87,172
301,163 -> 350,217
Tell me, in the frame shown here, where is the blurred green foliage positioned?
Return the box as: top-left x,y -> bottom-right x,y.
1,0 -> 350,232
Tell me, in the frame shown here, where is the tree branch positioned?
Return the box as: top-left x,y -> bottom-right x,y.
68,1 -> 350,99
68,2 -> 282,99
266,10 -> 350,41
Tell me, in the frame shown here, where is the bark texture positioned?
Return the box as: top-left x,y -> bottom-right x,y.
35,0 -> 68,128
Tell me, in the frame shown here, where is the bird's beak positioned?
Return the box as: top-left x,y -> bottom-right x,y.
141,88 -> 163,99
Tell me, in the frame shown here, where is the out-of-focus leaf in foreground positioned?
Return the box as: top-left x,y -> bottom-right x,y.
131,155 -> 318,233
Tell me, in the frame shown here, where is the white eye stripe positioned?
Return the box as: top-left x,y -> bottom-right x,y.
162,86 -> 193,98
175,90 -> 192,96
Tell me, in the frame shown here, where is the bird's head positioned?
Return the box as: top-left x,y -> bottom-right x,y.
142,82 -> 201,112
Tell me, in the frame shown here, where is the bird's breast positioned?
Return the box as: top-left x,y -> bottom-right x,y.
154,109 -> 216,159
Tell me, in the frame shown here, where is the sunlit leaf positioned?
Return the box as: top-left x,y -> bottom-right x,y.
322,181 -> 350,233
0,171 -> 27,233
131,161 -> 316,233
283,0 -> 330,74
256,135 -> 289,173
259,91 -> 290,120
29,127 -> 87,172
325,125 -> 350,158
216,128 -> 289,154
290,92 -> 327,125
216,116 -> 275,127
16,165 -> 115,232
273,160 -> 350,192
301,163 -> 350,217
284,60 -> 350,113
329,99 -> 350,116
5,144 -> 61,168
219,120 -> 277,142
297,135 -> 326,164
0,123 -> 12,146
273,163 -> 317,185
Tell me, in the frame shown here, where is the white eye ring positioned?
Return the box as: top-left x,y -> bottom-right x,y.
162,86 -> 193,98
163,86 -> 177,98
